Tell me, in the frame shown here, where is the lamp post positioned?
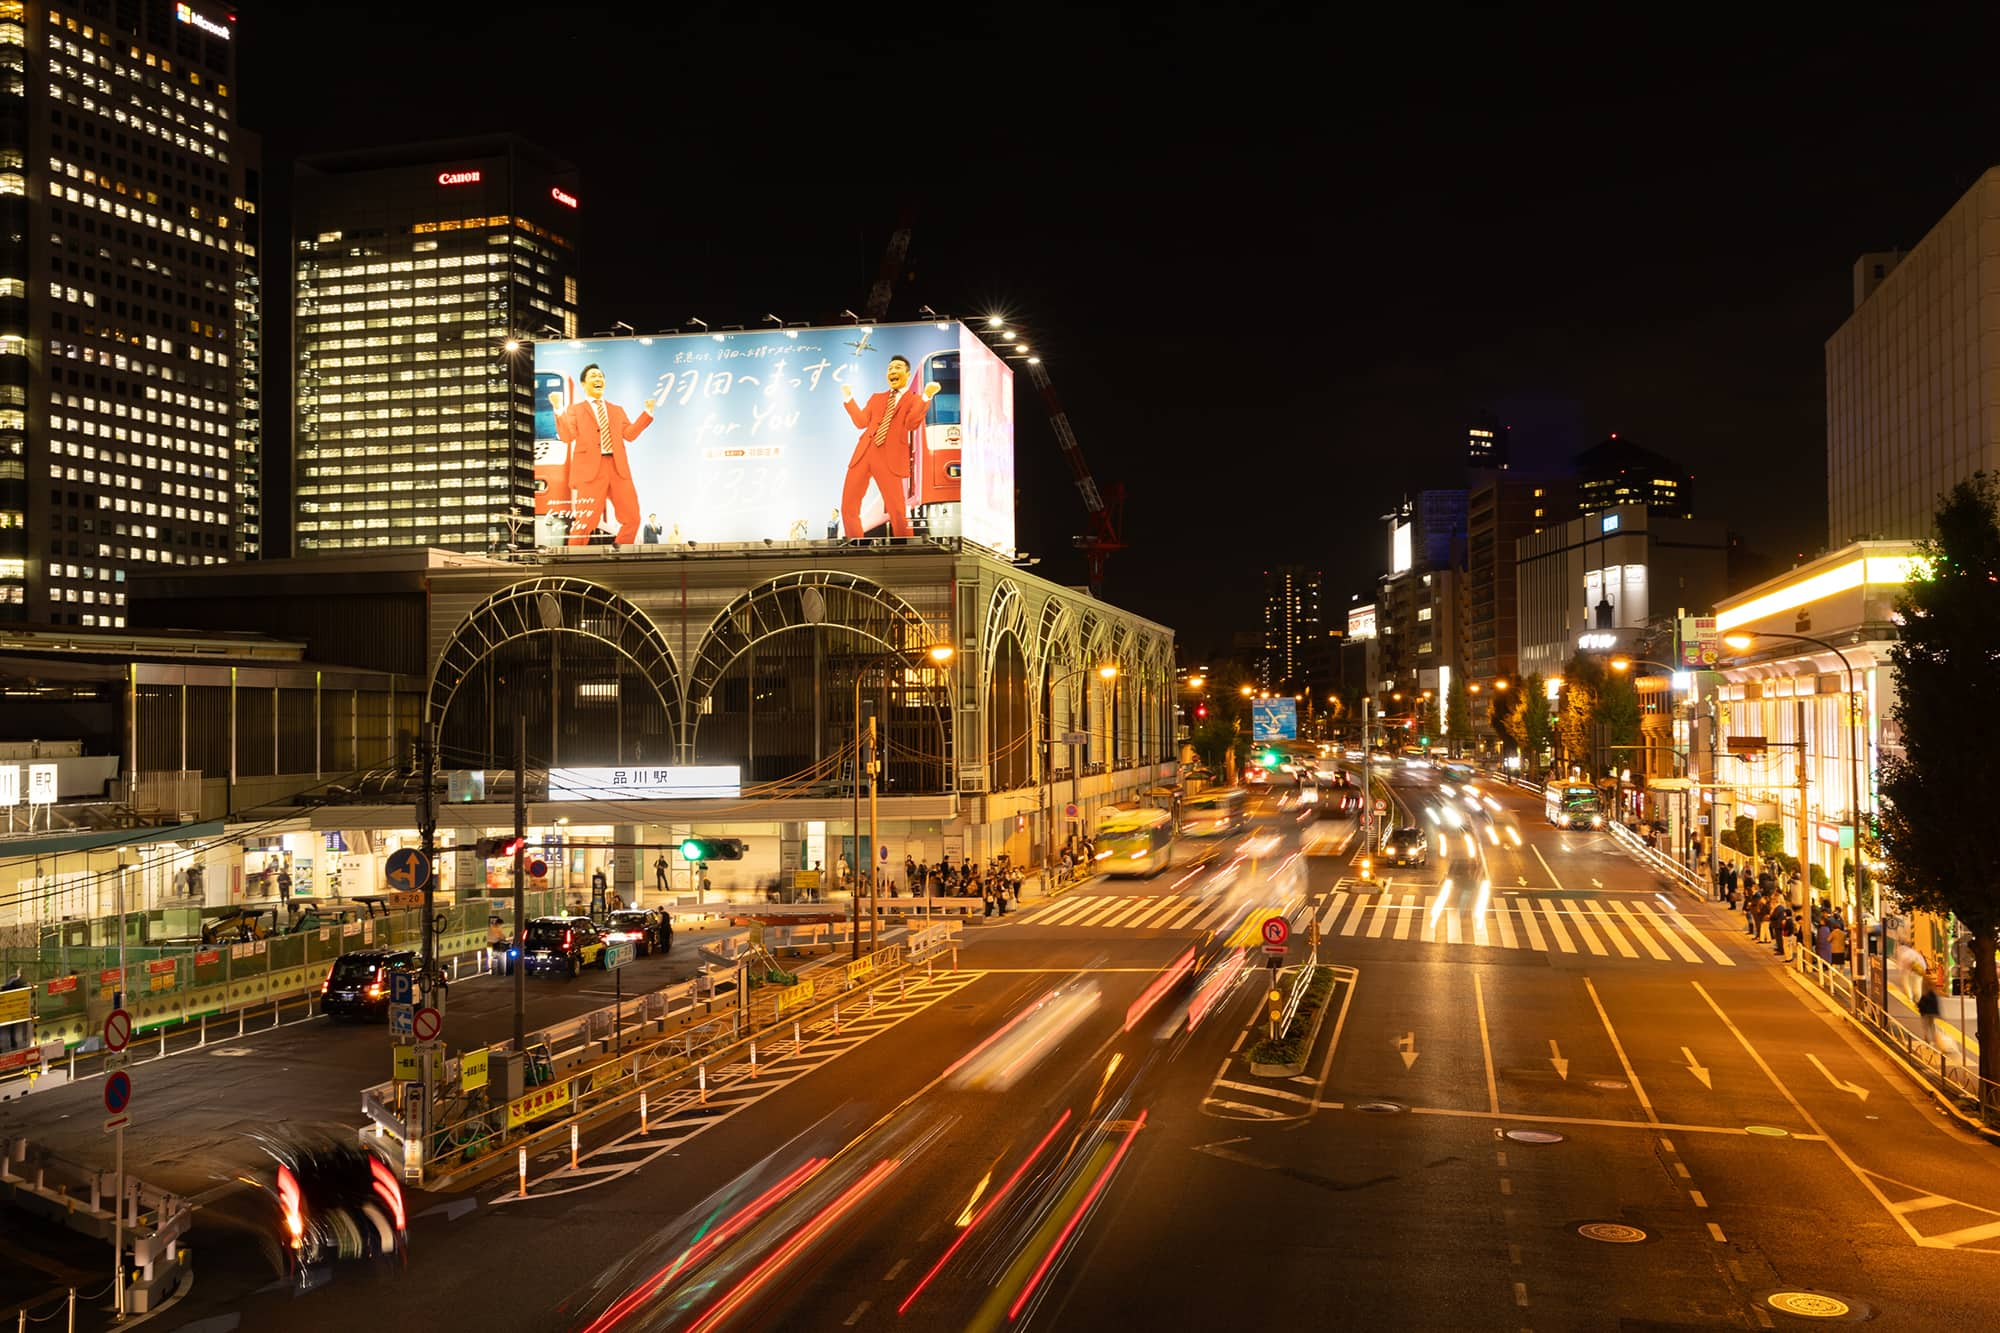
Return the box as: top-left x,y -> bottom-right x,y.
1724,631 -> 1869,997
1607,656 -> 1693,861
851,641 -> 955,960
1047,661 -> 1119,863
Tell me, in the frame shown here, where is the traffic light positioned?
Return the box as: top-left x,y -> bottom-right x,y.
473,834 -> 525,859
1261,749 -> 1280,767
1196,704 -> 1208,719
679,837 -> 745,862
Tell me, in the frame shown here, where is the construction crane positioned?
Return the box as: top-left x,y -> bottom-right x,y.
1024,358 -> 1125,598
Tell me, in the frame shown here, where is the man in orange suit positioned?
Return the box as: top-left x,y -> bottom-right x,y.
551,364 -> 657,546
840,355 -> 938,538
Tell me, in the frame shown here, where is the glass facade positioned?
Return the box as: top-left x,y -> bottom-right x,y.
4,0 -> 248,625
291,138 -> 579,554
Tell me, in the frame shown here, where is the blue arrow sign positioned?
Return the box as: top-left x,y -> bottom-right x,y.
1252,699 -> 1297,741
385,848 -> 431,893
104,1070 -> 132,1115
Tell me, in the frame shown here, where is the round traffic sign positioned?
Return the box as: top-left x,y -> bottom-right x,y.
1261,916 -> 1290,946
411,1006 -> 443,1043
104,1070 -> 132,1115
104,1008 -> 131,1053
385,847 -> 431,894
1064,803 -> 1079,819
527,857 -> 549,879
1373,799 -> 1388,813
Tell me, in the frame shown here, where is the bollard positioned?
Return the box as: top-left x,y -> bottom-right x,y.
68,1286 -> 76,1333
199,1014 -> 206,1048
158,1026 -> 167,1060
640,1091 -> 649,1134
519,1149 -> 528,1198
793,1020 -> 801,1048
900,975 -> 907,998
749,1041 -> 758,1077
833,1002 -> 840,1035
699,1064 -> 708,1105
570,1123 -> 579,1172
238,1010 -> 245,1038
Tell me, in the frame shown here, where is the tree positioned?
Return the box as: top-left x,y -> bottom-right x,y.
1188,662 -> 1254,777
1521,674 -> 1553,778
1556,655 -> 1602,775
1492,686 -> 1527,759
1877,473 -> 2000,1097
1445,675 -> 1472,756
1594,669 -> 1642,768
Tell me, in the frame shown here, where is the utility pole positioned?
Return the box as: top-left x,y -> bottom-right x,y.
418,721 -> 437,988
867,712 -> 880,956
1795,699 -> 1811,912
851,672 -> 863,962
513,712 -> 527,1053
1361,696 -> 1373,851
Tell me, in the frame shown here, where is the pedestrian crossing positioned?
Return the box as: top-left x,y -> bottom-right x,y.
1029,892 -> 1239,933
1310,889 -> 1735,966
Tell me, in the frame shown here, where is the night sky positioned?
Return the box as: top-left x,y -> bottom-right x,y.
244,4 -> 2000,655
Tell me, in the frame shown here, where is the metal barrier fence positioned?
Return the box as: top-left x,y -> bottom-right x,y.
1794,948 -> 2000,1129
1606,819 -> 1709,898
364,926 -> 955,1190
0,1136 -> 190,1314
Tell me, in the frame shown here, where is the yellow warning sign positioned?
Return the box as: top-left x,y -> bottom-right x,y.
461,1047 -> 488,1092
506,1080 -> 572,1129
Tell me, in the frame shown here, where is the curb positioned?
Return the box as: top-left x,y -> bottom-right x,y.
1248,965 -> 1334,1078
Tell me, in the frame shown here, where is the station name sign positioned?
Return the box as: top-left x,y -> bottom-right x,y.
547,767 -> 742,801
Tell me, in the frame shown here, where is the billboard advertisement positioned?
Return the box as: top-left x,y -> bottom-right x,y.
531,321 -> 1014,553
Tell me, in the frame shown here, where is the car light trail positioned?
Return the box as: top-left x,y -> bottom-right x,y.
1124,945 -> 1195,1032
941,993 -> 1053,1082
688,1157 -> 900,1333
1006,1110 -> 1149,1321
580,1157 -> 828,1333
1428,880 -> 1456,927
1187,948 -> 1245,1032
898,1110 -> 1073,1315
1470,878 -> 1491,925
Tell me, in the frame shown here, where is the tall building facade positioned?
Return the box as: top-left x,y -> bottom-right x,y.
1466,410 -> 1508,470
1574,435 -> 1692,519
1258,564 -> 1320,691
292,137 -> 579,555
1377,491 -> 1467,703
4,0 -> 253,625
1826,168 -> 2000,545
1466,474 -> 1571,687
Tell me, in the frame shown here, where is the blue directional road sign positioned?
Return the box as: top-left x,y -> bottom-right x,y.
1252,698 -> 1298,741
385,848 -> 431,894
390,970 -> 415,1006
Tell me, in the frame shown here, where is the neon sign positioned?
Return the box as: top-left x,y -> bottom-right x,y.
550,187 -> 578,209
174,3 -> 231,39
437,170 -> 482,186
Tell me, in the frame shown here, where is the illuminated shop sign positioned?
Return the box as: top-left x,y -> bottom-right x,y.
174,3 -> 231,39
437,170 -> 482,186
547,767 -> 742,801
550,186 -> 579,209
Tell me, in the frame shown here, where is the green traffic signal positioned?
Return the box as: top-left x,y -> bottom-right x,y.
679,838 -> 704,862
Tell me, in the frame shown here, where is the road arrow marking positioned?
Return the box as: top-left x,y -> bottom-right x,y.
1682,1046 -> 1712,1089
1398,1031 -> 1419,1070
1591,878 -> 1604,889
1549,1039 -> 1570,1080
1517,875 -> 1528,887
1807,1052 -> 1870,1102
1191,1137 -> 1268,1169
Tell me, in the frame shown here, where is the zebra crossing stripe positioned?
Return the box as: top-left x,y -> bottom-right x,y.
1039,896 -> 1092,925
1444,908 -> 1464,946
1134,897 -> 1190,929
1608,900 -> 1669,961
1492,901 -> 1519,949
1584,900 -> 1639,958
1393,893 -> 1417,941
1366,896 -> 1395,938
1631,901 -> 1699,963
1470,904 -> 1493,948
1170,899 -> 1210,930
1097,898 -> 1157,929
1536,899 -> 1575,952
1659,905 -> 1735,966
1319,892 -> 1348,935
1419,894 -> 1444,943
1339,895 -> 1370,937
1561,901 -> 1606,955
1515,898 -> 1546,951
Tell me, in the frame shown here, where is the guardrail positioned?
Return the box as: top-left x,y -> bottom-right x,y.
1605,820 -> 1709,899
1794,948 -> 2000,1130
0,1136 -> 190,1314
1276,960 -> 1315,1037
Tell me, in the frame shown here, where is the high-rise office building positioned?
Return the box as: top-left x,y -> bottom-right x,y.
3,0 -> 253,625
291,137 -> 579,555
1574,434 -> 1693,519
1258,565 -> 1320,692
231,130 -> 260,558
1466,410 -> 1508,470
1466,474 -> 1571,686
1827,168 -> 2000,544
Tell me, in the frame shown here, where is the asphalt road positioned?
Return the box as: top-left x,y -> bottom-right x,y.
18,768 -> 2000,1330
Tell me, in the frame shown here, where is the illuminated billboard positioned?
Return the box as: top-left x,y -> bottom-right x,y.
1390,521 -> 1412,575
531,321 -> 1014,553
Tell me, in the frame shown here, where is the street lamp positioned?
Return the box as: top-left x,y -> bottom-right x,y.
1724,629 -> 1870,997
1603,655 -> 1695,863
851,641 -> 954,959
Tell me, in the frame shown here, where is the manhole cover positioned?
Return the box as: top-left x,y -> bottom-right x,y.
1354,1100 -> 1406,1115
207,1047 -> 254,1057
1589,1079 -> 1629,1091
1759,1290 -> 1872,1321
1577,1222 -> 1648,1244
1746,1125 -> 1792,1138
1505,1129 -> 1564,1144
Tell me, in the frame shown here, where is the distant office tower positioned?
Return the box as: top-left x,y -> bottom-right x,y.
1467,474 -> 1572,686
2,1 -> 255,624
292,137 -> 579,554
1259,565 -> 1321,692
1827,169 -> 2000,544
1574,435 -> 1693,519
1466,410 -> 1509,470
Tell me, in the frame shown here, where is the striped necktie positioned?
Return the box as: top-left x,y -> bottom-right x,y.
873,390 -> 900,445
593,400 -> 613,455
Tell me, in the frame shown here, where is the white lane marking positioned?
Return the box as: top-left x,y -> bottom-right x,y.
1532,844 -> 1566,890
1215,1079 -> 1315,1105
1204,1099 -> 1288,1119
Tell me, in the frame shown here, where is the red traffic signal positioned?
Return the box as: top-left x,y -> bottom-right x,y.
473,834 -> 526,859
1196,704 -> 1208,719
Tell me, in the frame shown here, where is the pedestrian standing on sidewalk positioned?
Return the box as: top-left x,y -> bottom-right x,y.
1815,918 -> 1833,964
1829,920 -> 1849,967
1918,976 -> 1942,1045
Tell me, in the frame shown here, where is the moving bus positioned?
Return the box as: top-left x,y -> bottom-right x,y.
1181,787 -> 1248,838
1095,806 -> 1174,877
1544,783 -> 1606,830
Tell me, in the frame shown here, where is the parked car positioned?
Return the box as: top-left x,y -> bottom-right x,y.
319,949 -> 417,1019
603,908 -> 672,957
522,915 -> 607,978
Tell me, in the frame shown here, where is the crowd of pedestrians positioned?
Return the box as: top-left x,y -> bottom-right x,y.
896,852 -> 1026,917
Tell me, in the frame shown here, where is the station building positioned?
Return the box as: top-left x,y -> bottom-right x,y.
0,539 -> 1175,938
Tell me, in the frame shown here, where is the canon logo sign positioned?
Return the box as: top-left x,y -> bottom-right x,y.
550,186 -> 578,209
437,170 -> 482,186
